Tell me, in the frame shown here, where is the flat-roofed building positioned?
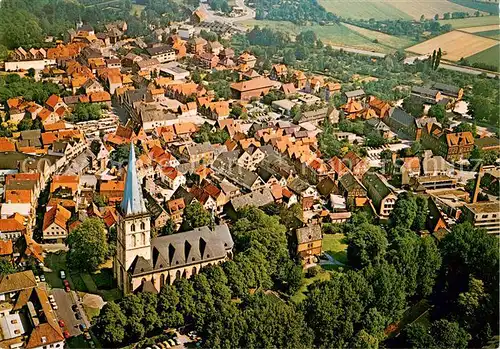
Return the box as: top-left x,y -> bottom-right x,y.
462,201 -> 500,235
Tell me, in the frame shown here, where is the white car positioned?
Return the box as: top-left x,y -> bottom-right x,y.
35,276 -> 40,283
48,295 -> 55,302
40,275 -> 45,282
52,304 -> 58,310
60,270 -> 66,279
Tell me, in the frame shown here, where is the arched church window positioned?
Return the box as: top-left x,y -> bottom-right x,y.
140,221 -> 145,230
141,232 -> 146,245
160,274 -> 165,288
132,234 -> 137,247
131,223 -> 136,232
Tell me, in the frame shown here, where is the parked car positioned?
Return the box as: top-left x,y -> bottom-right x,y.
71,304 -> 78,312
48,295 -> 55,302
52,304 -> 58,310
35,276 -> 40,283
156,343 -> 166,349
162,341 -> 171,348
84,332 -> 91,340
152,345 -> 161,349
63,330 -> 70,339
58,320 -> 65,328
75,312 -> 81,320
167,339 -> 175,347
60,270 -> 66,279
173,338 -> 180,346
79,323 -> 87,331
40,274 -> 45,282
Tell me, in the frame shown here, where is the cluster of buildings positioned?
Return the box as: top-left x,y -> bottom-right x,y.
0,8 -> 497,341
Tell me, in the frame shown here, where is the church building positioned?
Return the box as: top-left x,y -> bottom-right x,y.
114,144 -> 234,294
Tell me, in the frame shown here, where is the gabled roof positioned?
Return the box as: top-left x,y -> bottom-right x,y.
296,225 -> 322,244
0,270 -> 37,293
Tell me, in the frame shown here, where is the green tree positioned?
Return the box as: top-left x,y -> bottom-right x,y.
347,223 -> 388,269
428,104 -> 446,122
71,103 -> 102,122
416,236 -> 441,297
411,195 -> 428,231
389,192 -> 418,229
90,139 -> 101,156
387,233 -> 420,296
66,218 -> 109,272
158,219 -> 176,236
402,98 -> 424,117
157,284 -> 184,328
93,301 -> 127,346
0,259 -> 16,275
181,202 -> 211,230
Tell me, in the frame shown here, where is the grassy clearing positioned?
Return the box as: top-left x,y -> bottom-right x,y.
291,269 -> 331,303
318,0 -> 411,20
343,23 -> 416,49
385,299 -> 431,338
322,233 -> 348,264
130,4 -> 145,16
467,43 -> 500,70
439,15 -> 500,28
240,20 -> 396,53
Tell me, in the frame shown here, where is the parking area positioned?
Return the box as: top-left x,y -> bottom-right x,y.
52,289 -> 91,337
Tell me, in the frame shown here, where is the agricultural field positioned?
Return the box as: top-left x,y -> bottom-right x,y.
241,19 -> 406,52
439,15 -> 500,28
449,0 -> 499,14
467,43 -> 500,69
460,24 -> 500,33
343,23 -> 416,49
406,30 -> 498,61
318,0 -> 479,20
317,0 -> 411,20
474,29 -> 500,40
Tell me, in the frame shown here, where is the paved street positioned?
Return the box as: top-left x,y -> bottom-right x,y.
52,289 -> 91,337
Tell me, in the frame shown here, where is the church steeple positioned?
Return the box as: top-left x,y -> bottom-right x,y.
121,143 -> 147,216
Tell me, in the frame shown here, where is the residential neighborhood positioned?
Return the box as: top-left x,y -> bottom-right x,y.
0,0 -> 498,348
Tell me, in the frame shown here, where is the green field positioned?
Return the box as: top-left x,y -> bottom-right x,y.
449,0 -> 499,15
344,23 -> 416,49
439,15 -> 500,28
318,0 -> 411,20
467,43 -> 500,70
240,20 -> 406,53
476,29 -> 500,40
322,233 -> 348,264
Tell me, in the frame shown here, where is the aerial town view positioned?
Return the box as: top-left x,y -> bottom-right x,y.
0,0 -> 498,348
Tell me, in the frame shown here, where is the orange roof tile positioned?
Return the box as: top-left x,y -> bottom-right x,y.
0,239 -> 13,255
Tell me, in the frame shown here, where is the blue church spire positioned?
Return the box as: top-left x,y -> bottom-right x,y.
121,143 -> 147,216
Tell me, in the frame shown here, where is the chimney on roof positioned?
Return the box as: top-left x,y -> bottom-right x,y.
472,164 -> 483,204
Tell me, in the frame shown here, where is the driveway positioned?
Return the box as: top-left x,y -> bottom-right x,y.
52,289 -> 91,337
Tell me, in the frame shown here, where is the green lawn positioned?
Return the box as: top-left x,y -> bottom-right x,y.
318,0 -> 411,20
467,43 -> 500,71
130,3 -> 145,16
439,15 -> 500,28
322,233 -> 348,264
240,20 -> 399,53
291,269 -> 331,303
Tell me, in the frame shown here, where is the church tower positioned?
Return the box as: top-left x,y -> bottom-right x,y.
114,144 -> 151,293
